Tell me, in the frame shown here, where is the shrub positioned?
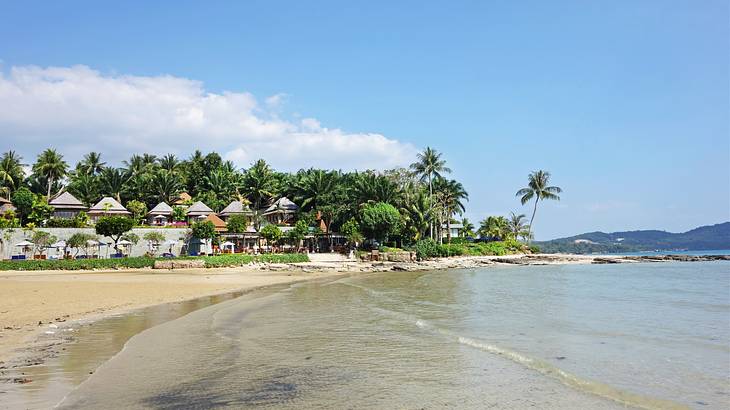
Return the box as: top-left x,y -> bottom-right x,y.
200,253 -> 309,268
415,239 -> 440,260
226,214 -> 248,233
95,216 -> 135,249
11,188 -> 35,223
529,245 -> 541,254
191,220 -> 216,240
360,202 -> 400,242
0,257 -> 156,271
260,224 -> 283,245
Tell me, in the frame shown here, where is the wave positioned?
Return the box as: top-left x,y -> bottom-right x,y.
374,304 -> 689,410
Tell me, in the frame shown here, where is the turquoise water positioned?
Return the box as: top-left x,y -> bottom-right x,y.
57,262 -> 730,409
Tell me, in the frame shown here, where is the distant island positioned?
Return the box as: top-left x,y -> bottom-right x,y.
536,222 -> 730,254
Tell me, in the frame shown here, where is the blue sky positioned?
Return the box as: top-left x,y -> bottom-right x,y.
0,0 -> 727,240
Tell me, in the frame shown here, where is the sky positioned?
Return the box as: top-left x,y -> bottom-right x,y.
0,0 -> 727,240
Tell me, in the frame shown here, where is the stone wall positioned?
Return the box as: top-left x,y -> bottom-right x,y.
0,228 -> 190,260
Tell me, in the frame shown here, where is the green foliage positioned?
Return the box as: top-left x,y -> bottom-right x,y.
415,239 -> 441,259
340,218 -> 363,245
0,257 -> 156,271
529,245 -> 541,254
0,210 -> 20,228
143,231 -> 165,244
286,219 -> 308,243
122,232 -> 140,245
360,202 -> 400,242
31,230 -> 57,254
225,214 -> 249,233
28,199 -> 54,226
126,200 -> 147,224
67,232 -> 98,249
45,212 -> 89,228
260,224 -> 283,244
415,238 -> 525,259
200,253 -> 309,268
191,220 -> 216,240
171,206 -> 187,222
95,216 -> 135,245
11,187 -> 35,223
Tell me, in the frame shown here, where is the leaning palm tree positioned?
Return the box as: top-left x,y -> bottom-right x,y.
409,147 -> 451,239
515,170 -> 562,241
33,148 -> 68,197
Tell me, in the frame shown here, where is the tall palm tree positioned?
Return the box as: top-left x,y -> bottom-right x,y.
148,170 -> 183,204
460,217 -> 475,238
78,152 -> 106,176
409,147 -> 451,239
293,169 -> 338,212
402,190 -> 431,241
434,178 -> 468,244
158,154 -> 180,173
479,216 -> 510,241
33,148 -> 68,197
0,151 -> 26,195
507,212 -> 529,241
241,159 -> 277,210
515,170 -> 562,241
68,173 -> 101,207
350,172 -> 399,206
100,167 -> 129,203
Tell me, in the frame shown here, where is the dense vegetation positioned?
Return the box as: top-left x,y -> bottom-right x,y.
536,222 -> 730,254
0,253 -> 310,271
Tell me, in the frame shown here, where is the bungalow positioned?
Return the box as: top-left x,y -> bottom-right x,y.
203,213 -> 227,233
88,197 -> 131,222
49,192 -> 87,219
0,197 -> 16,215
147,202 -> 173,226
186,201 -> 214,223
174,192 -> 192,206
218,200 -> 253,221
441,223 -> 464,239
263,197 -> 298,225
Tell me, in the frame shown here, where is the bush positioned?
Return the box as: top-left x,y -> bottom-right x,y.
200,253 -> 309,268
0,257 -> 157,271
415,239 -> 440,259
360,202 -> 400,242
226,214 -> 248,233
529,245 -> 541,254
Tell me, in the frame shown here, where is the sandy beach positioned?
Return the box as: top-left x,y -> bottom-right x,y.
0,266 -> 345,366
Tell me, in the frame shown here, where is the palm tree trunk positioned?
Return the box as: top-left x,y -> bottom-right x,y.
47,176 -> 53,198
428,174 -> 433,240
527,198 -> 539,244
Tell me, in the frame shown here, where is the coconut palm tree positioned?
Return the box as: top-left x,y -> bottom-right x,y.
0,151 -> 26,195
148,170 -> 183,204
78,152 -> 106,176
68,173 -> 101,206
434,178 -> 468,244
507,212 -> 529,241
402,190 -> 431,241
409,147 -> 451,239
478,216 -> 510,241
460,217 -> 475,238
292,169 -> 338,212
100,167 -> 129,203
515,170 -> 562,241
350,172 -> 400,206
241,159 -> 277,210
32,148 -> 68,197
158,154 -> 180,173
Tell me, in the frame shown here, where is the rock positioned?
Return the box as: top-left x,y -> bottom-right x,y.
153,259 -> 205,269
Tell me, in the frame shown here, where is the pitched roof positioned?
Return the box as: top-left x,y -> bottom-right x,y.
203,213 -> 227,232
0,197 -> 11,205
186,201 -> 214,216
49,192 -> 87,209
88,197 -> 130,214
148,202 -> 173,215
219,200 -> 253,216
263,197 -> 299,215
174,192 -> 192,205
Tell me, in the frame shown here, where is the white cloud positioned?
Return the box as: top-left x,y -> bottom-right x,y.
0,64 -> 417,170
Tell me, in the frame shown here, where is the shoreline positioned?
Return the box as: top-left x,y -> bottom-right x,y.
1,252 -> 727,405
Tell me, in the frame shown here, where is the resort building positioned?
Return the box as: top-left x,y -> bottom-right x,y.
203,213 -> 227,233
441,223 -> 464,239
147,202 -> 173,226
49,192 -> 87,219
88,197 -> 132,222
218,200 -> 253,221
0,197 -> 16,214
174,192 -> 192,206
185,201 -> 214,222
263,197 -> 298,225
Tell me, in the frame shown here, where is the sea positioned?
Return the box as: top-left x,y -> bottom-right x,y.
4,260 -> 729,409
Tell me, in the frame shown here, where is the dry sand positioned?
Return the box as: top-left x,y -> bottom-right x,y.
0,267 -> 343,364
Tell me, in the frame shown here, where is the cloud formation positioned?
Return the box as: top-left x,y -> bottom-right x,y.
0,64 -> 417,170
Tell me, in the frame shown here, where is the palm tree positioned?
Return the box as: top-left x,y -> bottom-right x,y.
241,159 -> 277,210
68,173 -> 101,206
100,167 -> 129,203
0,151 -> 26,195
158,154 -> 180,173
507,212 -> 529,241
149,170 -> 182,204
515,170 -> 562,241
402,190 -> 431,241
293,169 -> 338,212
479,216 -> 510,241
409,147 -> 451,239
78,152 -> 106,176
33,148 -> 68,197
434,178 -> 468,244
460,217 -> 475,238
350,172 -> 399,206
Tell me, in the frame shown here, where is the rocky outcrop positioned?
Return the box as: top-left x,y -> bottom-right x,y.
153,259 -> 205,269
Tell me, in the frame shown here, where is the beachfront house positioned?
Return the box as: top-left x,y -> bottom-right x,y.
49,191 -> 87,219
218,200 -> 253,221
185,201 -> 214,223
263,197 -> 298,225
0,197 -> 16,214
441,223 -> 463,239
147,202 -> 173,226
88,197 -> 131,222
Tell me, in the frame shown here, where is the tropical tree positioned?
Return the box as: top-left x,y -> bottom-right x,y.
99,167 -> 129,203
402,190 -> 431,242
434,178 -> 468,244
226,214 -> 249,233
478,216 -> 510,241
0,151 -> 26,195
148,170 -> 182,204
11,188 -> 35,224
350,172 -> 399,206
95,216 -> 135,252
292,169 -> 338,212
158,154 -> 180,173
460,217 -> 475,238
515,170 -> 562,241
241,159 -> 277,210
67,173 -> 101,206
32,148 -> 68,197
409,147 -> 451,239
260,224 -> 283,249
77,152 -> 106,176
143,231 -> 165,255
507,212 -> 530,241
126,200 -> 147,225
360,202 -> 401,243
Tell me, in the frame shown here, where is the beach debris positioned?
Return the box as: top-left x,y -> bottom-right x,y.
555,356 -> 566,360
305,356 -> 312,360
695,401 -> 708,406
12,377 -> 32,384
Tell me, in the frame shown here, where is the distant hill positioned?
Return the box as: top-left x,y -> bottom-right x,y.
535,222 -> 730,254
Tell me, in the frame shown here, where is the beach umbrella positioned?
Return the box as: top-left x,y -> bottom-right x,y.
86,239 -> 99,246
117,240 -> 133,246
51,240 -> 67,248
15,240 -> 33,247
